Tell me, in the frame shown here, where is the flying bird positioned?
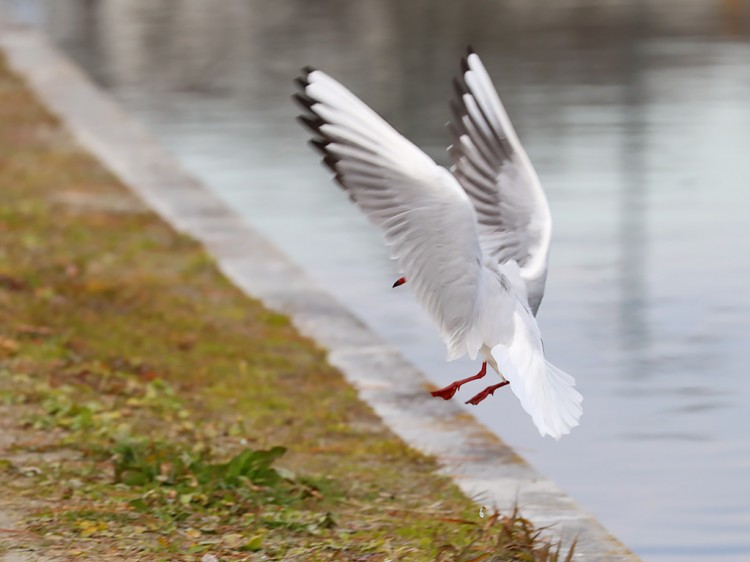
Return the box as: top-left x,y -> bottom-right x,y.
294,49 -> 582,439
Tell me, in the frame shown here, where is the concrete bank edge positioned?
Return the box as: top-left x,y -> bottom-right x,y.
0,19 -> 639,561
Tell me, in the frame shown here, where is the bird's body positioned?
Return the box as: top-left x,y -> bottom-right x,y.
295,49 -> 582,439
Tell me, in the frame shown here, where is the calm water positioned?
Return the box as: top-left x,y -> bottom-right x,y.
4,1 -> 750,559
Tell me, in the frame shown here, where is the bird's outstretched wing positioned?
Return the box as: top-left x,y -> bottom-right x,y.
294,68 -> 506,360
448,49 -> 551,315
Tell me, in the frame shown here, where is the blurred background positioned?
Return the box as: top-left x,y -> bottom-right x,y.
2,1 -> 749,560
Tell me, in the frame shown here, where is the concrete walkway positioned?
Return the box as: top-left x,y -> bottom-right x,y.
0,14 -> 639,561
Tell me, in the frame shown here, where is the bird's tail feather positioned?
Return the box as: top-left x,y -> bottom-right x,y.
492,307 -> 582,439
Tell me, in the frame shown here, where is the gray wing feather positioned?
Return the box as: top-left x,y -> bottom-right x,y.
448,49 -> 552,315
295,68 -> 491,360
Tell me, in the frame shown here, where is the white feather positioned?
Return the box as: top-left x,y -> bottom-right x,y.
489,300 -> 583,439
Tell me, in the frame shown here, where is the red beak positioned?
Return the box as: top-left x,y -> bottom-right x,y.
392,277 -> 407,288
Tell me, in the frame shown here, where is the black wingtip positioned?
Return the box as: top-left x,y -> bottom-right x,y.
449,97 -> 464,119
292,91 -> 316,111
302,65 -> 316,75
308,138 -> 329,156
334,172 -> 348,191
296,114 -> 324,135
448,100 -> 468,137
452,76 -> 468,99
460,54 -> 470,74
322,154 -> 339,173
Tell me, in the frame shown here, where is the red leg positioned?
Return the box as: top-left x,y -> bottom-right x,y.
465,381 -> 510,406
431,362 -> 487,400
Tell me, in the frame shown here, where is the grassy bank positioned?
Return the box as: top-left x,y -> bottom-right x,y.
0,52 -> 573,561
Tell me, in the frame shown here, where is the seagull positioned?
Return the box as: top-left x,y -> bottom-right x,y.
294,48 -> 582,439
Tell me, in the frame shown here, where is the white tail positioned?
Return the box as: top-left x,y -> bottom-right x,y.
491,305 -> 582,439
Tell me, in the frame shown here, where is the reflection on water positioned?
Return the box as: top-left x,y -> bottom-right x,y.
3,1 -> 750,560
618,2 -> 649,365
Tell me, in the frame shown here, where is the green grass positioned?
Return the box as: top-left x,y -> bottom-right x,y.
0,52 -> 574,560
